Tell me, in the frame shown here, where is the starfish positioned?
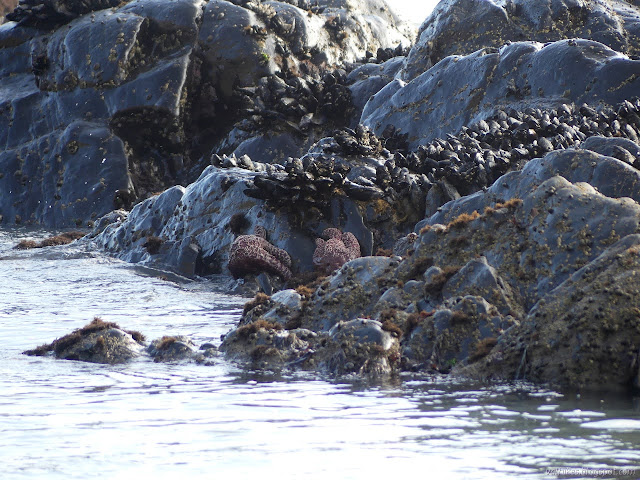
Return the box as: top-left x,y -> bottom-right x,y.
313,227 -> 361,273
228,226 -> 292,280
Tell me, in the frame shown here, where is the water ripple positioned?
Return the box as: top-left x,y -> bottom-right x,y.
1,228 -> 639,479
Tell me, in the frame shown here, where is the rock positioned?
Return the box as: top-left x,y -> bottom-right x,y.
0,0 -> 411,227
176,237 -> 201,277
362,39 -> 640,150
219,318 -> 311,369
148,335 -> 200,362
219,315 -> 400,376
317,318 -> 399,375
424,147 -> 640,229
411,168 -> 640,313
424,179 -> 461,218
392,232 -> 417,257
182,0 -> 411,166
442,256 -> 523,317
23,317 -> 145,364
459,234 -> 640,391
328,318 -> 394,348
35,143 -> 640,388
403,295 -> 516,372
91,165 -> 378,281
234,125 -> 430,254
230,146 -> 640,386
12,0 -> 640,388
375,280 -> 432,314
259,288 -> 304,326
581,136 -> 640,165
347,56 -> 405,125
7,0 -> 121,28
23,317 -> 218,364
0,0 -> 202,226
303,255 -> 400,331
232,132 -> 312,165
86,210 -> 128,238
402,0 -> 637,82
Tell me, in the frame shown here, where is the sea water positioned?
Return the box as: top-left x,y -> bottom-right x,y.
1,227 -> 639,480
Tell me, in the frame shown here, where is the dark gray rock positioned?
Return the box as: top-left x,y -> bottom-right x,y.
227,146 -> 640,386
0,0 -> 202,226
459,234 -> 640,391
362,39 -> 640,149
91,165 -> 375,281
303,255 -> 400,331
411,161 -> 640,311
0,0 -> 411,227
581,135 -> 640,165
147,335 -> 215,363
245,288 -> 305,326
404,295 -> 516,371
347,56 -> 404,126
23,317 -> 146,364
219,319 -> 311,368
23,317 -> 218,364
442,256 -> 523,317
328,318 -> 394,348
0,120 -> 132,226
402,0 -> 638,82
191,0 -> 412,164
232,132 -> 312,165
219,315 -> 400,376
318,318 -> 399,375
375,278 -> 430,313
7,0 -> 121,28
424,147 -> 640,229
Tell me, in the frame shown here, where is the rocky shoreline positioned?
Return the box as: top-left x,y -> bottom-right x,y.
6,0 -> 640,392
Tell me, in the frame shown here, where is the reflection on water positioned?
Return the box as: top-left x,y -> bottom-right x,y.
1,227 -> 639,479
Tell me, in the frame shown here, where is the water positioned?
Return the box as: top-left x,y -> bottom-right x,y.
1,228 -> 639,480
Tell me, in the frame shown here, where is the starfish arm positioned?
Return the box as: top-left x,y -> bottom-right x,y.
263,241 -> 292,268
322,227 -> 342,240
341,232 -> 361,259
255,251 -> 292,280
254,225 -> 267,239
313,239 -> 326,266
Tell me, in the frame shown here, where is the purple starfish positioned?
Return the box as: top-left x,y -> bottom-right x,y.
313,227 -> 361,273
228,226 -> 292,280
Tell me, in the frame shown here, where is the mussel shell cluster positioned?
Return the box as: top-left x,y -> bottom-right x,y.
401,99 -> 640,197
212,97 -> 640,222
234,68 -> 355,137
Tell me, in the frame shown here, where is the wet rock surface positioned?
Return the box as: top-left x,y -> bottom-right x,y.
0,0 -> 410,227
24,317 -> 146,364
221,145 -> 640,387
88,164 -> 370,282
24,317 -> 216,364
13,0 -> 640,390
148,335 -> 217,363
363,39 -> 640,150
459,234 -> 640,391
200,97 -> 640,256
401,0 -> 640,82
